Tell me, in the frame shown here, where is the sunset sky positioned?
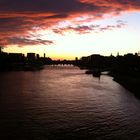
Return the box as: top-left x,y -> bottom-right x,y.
1,0 -> 140,60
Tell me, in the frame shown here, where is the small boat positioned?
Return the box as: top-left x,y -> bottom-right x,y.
92,70 -> 101,77
85,70 -> 94,74
85,68 -> 101,77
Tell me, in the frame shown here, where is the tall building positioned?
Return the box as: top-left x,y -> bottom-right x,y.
75,57 -> 78,61
36,54 -> 40,59
44,53 -> 46,58
0,46 -> 3,53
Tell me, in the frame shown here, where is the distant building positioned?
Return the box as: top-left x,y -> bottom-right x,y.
27,53 -> 36,60
0,46 -> 3,53
36,54 -> 40,59
75,57 -> 78,61
89,54 -> 101,62
81,56 -> 89,62
124,53 -> 133,56
44,53 -> 46,58
9,53 -> 25,62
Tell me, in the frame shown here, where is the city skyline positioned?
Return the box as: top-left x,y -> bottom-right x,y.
1,0 -> 140,59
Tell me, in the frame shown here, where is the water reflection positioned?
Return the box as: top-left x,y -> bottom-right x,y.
0,66 -> 140,140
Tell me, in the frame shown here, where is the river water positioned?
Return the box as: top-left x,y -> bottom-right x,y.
0,66 -> 140,140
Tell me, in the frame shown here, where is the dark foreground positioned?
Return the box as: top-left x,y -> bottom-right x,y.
0,66 -> 140,140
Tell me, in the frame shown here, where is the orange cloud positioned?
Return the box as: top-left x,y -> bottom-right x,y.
0,0 -> 139,47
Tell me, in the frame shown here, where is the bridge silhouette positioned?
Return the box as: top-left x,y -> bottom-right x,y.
51,60 -> 76,65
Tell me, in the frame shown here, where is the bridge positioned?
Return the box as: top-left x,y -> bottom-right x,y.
50,60 -> 76,65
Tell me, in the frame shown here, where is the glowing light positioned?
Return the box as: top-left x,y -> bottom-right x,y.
4,12 -> 140,60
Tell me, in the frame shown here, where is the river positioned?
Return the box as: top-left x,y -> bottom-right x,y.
0,66 -> 140,140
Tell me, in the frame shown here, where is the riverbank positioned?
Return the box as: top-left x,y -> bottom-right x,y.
109,72 -> 140,98
0,63 -> 44,72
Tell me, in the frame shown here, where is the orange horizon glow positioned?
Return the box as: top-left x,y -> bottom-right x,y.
1,1 -> 140,59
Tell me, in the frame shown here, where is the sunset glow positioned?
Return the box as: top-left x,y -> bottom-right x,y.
1,0 -> 140,59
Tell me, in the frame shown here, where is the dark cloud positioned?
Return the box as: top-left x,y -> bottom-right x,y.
0,0 -> 96,14
0,0 -> 140,14
53,20 -> 126,34
0,0 -> 139,46
0,37 -> 54,46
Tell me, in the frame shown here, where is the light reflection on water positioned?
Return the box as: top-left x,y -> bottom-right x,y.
0,65 -> 140,140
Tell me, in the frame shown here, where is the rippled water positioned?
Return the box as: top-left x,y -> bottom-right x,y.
0,66 -> 140,140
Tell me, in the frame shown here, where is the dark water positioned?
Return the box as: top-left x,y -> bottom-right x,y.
0,66 -> 140,140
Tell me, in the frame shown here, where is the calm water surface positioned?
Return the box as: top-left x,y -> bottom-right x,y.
0,66 -> 140,140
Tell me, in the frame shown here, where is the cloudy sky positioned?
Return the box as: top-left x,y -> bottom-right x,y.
1,0 -> 140,59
